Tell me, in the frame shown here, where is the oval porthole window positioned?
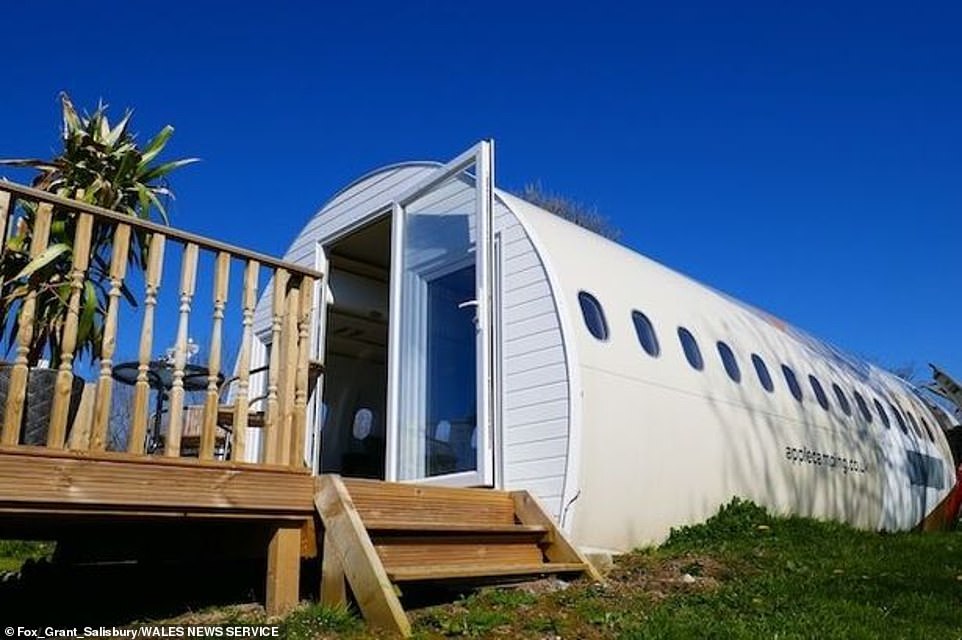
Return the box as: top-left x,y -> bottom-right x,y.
717,341 -> 741,383
631,310 -> 660,357
832,383 -> 852,417
854,391 -> 872,423
782,365 -> 803,402
890,402 -> 908,435
752,354 -> 774,392
809,376 -> 830,410
874,399 -> 891,429
577,291 -> 609,341
677,327 -> 704,371
905,411 -> 922,438
352,408 -> 373,440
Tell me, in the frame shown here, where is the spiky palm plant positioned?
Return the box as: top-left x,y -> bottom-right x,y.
0,93 -> 197,366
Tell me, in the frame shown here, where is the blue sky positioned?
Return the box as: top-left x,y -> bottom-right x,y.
2,1 -> 960,379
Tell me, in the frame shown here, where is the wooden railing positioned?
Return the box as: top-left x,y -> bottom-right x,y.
0,181 -> 322,469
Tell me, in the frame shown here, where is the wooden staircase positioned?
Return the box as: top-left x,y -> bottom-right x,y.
314,475 -> 602,636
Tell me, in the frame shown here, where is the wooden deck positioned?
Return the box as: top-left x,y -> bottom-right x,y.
0,447 -> 314,524
0,182 -> 324,617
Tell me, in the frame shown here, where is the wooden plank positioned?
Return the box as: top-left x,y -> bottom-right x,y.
387,562 -> 587,582
48,212 -> 94,448
342,478 -> 517,526
266,525 -> 301,617
511,490 -> 605,583
0,442 -> 310,472
2,202 -> 53,445
130,233 -> 166,454
0,506 -> 307,522
320,529 -> 347,608
165,243 -> 199,457
0,448 -> 313,515
91,224 -> 132,451
365,522 -> 548,534
231,260 -> 260,462
200,251 -> 231,460
374,538 -> 543,569
314,475 -> 411,637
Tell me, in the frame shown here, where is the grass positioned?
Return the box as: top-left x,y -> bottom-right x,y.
130,603 -> 365,639
0,540 -> 53,573
350,499 -> 962,638
6,502 -> 960,638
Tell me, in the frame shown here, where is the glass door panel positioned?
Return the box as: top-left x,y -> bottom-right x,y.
388,142 -> 494,485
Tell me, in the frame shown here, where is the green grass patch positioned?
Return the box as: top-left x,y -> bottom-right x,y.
0,540 -> 54,573
276,603 -> 363,639
405,499 -> 962,639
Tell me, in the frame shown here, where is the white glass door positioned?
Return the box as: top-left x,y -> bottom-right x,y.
309,243 -> 330,473
386,141 -> 495,486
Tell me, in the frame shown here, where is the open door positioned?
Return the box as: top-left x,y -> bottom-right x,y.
386,141 -> 495,486
309,243 -> 330,474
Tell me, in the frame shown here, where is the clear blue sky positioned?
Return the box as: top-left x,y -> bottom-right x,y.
2,1 -> 960,379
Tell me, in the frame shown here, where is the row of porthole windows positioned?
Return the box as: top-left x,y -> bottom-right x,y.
577,291 -> 936,442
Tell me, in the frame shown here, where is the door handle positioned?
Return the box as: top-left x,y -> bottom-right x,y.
458,299 -> 480,329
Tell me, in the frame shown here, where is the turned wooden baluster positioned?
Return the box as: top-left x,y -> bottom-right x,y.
276,281 -> 301,467
165,243 -> 199,457
47,212 -> 94,449
199,251 -> 231,460
2,203 -> 53,445
290,276 -> 316,467
263,268 -> 289,464
231,259 -> 260,463
128,233 -> 166,454
91,224 -> 132,451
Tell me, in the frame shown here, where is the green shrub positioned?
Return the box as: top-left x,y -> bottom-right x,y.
665,498 -> 775,549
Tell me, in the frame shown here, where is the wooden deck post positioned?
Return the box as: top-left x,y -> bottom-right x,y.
266,524 -> 302,617
277,283 -> 300,467
319,529 -> 347,608
2,203 -> 52,445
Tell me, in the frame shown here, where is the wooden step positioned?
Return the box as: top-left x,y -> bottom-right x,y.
364,521 -> 549,535
387,561 -> 588,582
374,535 -> 546,570
342,477 -> 517,526
315,474 -> 603,638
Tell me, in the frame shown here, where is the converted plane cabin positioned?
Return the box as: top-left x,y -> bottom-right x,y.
246,142 -> 960,553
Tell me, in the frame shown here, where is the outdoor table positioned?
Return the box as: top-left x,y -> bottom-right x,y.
111,360 -> 223,453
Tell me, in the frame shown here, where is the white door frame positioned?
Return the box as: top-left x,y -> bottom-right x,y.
385,140 -> 496,486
